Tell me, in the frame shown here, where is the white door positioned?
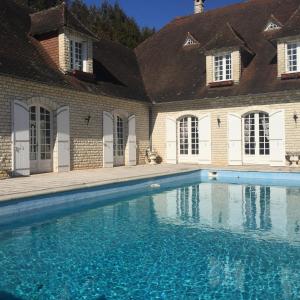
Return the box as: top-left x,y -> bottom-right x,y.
269,110 -> 285,166
29,106 -> 53,174
166,116 -> 177,164
114,115 -> 125,166
127,115 -> 137,166
12,100 -> 30,176
228,113 -> 242,165
243,112 -> 270,164
178,116 -> 199,163
103,111 -> 114,168
57,106 -> 70,172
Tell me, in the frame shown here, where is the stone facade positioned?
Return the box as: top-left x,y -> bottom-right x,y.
0,75 -> 149,178
151,90 -> 300,166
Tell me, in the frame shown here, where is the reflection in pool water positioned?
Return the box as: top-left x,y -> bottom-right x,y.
0,183 -> 300,299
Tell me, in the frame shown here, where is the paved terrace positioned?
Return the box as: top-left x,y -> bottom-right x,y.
0,164 -> 299,202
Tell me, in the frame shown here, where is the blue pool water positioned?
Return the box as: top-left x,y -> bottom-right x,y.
1,178 -> 300,299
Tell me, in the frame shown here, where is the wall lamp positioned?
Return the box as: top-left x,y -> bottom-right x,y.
293,112 -> 298,123
217,116 -> 221,127
85,114 -> 91,126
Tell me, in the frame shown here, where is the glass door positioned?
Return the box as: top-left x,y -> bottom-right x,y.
178,116 -> 199,163
30,106 -> 53,173
114,115 -> 125,166
243,112 -> 270,164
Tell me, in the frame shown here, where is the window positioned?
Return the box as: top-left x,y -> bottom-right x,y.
184,38 -> 196,46
70,40 -> 83,71
286,42 -> 300,73
264,22 -> 281,32
214,53 -> 232,82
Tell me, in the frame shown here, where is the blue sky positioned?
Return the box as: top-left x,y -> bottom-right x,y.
85,0 -> 242,29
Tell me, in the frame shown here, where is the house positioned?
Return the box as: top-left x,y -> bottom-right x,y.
1,0 -> 300,178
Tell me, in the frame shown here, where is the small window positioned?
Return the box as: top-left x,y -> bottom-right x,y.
286,42 -> 300,73
183,32 -> 199,47
214,53 -> 232,82
184,38 -> 196,46
70,40 -> 83,71
264,22 -> 281,32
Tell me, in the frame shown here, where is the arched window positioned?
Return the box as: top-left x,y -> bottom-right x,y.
178,116 -> 199,162
243,112 -> 269,162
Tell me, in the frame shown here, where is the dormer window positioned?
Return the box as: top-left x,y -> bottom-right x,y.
183,32 -> 199,47
214,53 -> 232,82
264,22 -> 281,32
286,42 -> 300,73
70,40 -> 83,71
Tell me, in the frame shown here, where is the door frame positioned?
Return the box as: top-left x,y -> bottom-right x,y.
29,105 -> 53,174
113,114 -> 126,167
177,115 -> 199,164
242,111 -> 270,165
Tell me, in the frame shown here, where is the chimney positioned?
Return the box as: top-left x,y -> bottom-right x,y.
194,0 -> 205,14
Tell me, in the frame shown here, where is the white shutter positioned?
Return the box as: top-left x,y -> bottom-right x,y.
269,110 -> 285,166
128,114 -> 137,166
12,100 -> 30,176
57,106 -> 70,172
166,116 -> 177,164
103,111 -> 114,167
228,113 -> 242,165
198,113 -> 211,164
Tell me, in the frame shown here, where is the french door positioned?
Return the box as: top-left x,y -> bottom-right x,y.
178,116 -> 199,163
243,112 -> 270,164
114,115 -> 125,166
30,106 -> 53,173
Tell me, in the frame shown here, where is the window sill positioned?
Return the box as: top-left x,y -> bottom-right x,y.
70,70 -> 96,83
281,72 -> 300,80
209,80 -> 234,88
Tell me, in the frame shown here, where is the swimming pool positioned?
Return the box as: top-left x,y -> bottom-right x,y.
0,172 -> 300,299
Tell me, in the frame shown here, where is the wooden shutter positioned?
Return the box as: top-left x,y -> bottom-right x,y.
128,114 -> 137,166
57,106 -> 70,172
228,113 -> 242,165
12,100 -> 30,176
269,110 -> 285,166
166,116 -> 177,164
198,113 -> 212,164
103,111 -> 114,167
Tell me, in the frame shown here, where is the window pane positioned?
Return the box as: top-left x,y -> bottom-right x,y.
287,43 -> 298,72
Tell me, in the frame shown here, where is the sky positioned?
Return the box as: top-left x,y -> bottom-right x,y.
85,0 -> 243,29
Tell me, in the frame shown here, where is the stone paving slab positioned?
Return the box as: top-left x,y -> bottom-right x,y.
0,164 -> 201,202
0,164 -> 299,202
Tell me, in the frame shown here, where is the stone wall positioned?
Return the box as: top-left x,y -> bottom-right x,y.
0,75 -> 150,177
151,90 -> 300,166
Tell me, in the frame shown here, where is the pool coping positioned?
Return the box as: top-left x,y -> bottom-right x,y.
1,165 -> 300,204
0,167 -> 201,204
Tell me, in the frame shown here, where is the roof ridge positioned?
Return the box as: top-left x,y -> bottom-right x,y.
269,14 -> 283,27
64,5 -> 99,40
283,3 -> 300,26
29,2 -> 64,17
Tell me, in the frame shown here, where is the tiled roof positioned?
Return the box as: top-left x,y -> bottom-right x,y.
0,0 -> 148,102
30,3 -> 97,39
135,0 -> 300,103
